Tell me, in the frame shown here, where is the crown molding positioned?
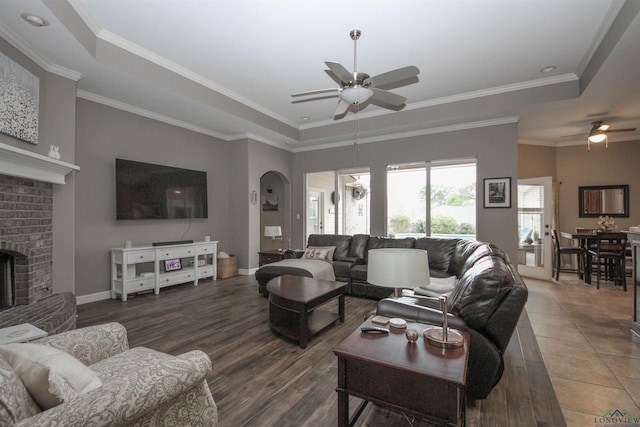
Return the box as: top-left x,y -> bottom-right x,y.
0,22 -> 82,81
292,117 -> 520,153
300,75 -> 576,131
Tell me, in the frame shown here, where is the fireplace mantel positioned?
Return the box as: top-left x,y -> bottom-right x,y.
0,142 -> 80,184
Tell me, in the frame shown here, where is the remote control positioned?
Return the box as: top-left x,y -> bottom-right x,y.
360,326 -> 389,334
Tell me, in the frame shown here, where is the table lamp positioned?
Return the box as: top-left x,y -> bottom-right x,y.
367,248 -> 463,349
367,248 -> 430,298
264,226 -> 282,240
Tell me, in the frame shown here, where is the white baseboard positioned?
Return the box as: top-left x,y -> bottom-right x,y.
76,291 -> 112,305
79,269 -> 257,305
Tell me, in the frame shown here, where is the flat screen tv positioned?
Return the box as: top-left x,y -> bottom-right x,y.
116,158 -> 208,220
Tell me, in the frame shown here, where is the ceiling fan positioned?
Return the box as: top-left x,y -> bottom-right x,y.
587,121 -> 637,150
291,29 -> 420,118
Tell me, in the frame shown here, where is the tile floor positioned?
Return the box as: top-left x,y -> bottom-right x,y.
525,274 -> 640,426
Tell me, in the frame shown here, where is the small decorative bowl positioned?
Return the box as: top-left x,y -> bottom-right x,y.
405,329 -> 419,343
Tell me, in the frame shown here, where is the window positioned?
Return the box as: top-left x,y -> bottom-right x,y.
386,163 -> 426,238
430,162 -> 476,238
387,160 -> 476,239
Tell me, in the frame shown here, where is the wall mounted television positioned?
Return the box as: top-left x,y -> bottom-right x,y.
116,158 -> 208,220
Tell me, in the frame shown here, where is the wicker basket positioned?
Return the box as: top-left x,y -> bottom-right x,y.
217,255 -> 238,279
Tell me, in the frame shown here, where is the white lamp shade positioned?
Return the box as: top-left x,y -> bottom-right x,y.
340,86 -> 373,104
264,226 -> 282,238
367,248 -> 430,288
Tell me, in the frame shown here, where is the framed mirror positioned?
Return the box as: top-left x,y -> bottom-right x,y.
579,184 -> 629,217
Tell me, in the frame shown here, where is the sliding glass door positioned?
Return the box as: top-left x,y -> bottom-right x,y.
305,168 -> 370,241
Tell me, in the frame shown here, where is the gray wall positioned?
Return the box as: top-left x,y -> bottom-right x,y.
0,37 -> 77,295
293,123 -> 520,261
245,140 -> 293,268
2,34 -> 520,298
74,99 -> 231,297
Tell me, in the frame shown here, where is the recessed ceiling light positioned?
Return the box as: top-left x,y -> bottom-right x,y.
301,116 -> 310,121
540,65 -> 556,73
21,13 -> 49,27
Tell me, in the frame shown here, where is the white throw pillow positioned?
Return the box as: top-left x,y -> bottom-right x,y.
302,246 -> 336,262
0,343 -> 102,410
414,275 -> 458,297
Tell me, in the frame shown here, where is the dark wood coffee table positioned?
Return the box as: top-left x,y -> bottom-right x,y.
334,318 -> 470,426
266,275 -> 346,349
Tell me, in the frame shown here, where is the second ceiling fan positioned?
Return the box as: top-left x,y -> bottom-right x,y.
587,121 -> 637,149
291,29 -> 420,118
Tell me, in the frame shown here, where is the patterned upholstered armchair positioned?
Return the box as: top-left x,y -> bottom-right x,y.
0,322 -> 218,426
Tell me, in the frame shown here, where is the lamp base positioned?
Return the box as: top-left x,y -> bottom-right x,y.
423,327 -> 464,349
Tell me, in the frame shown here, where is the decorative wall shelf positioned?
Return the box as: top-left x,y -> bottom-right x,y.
0,142 -> 80,184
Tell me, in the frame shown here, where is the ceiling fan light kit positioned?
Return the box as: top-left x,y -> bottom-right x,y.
340,87 -> 373,104
585,120 -> 636,150
291,29 -> 420,118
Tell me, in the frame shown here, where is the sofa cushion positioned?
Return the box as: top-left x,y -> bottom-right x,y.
0,343 -> 102,410
365,236 -> 415,259
449,255 -> 514,330
414,237 -> 459,272
307,234 -> 351,259
0,355 -> 41,424
449,240 -> 508,276
348,234 -> 370,260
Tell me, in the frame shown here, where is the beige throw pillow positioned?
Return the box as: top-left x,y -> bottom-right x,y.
302,246 -> 336,262
0,343 -> 102,410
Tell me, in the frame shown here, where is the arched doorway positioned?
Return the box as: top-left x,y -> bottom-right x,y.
260,171 -> 290,251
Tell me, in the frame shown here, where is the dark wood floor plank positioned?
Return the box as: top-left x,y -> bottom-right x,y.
76,275 -> 563,426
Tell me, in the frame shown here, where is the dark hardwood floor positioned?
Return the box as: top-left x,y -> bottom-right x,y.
77,275 -> 565,426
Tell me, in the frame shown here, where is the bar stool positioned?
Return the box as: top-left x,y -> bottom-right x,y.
588,232 -> 628,291
551,229 -> 585,281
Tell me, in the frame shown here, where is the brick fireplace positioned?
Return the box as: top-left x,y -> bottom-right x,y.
0,173 -> 54,306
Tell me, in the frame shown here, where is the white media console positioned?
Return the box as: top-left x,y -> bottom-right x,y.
111,240 -> 218,301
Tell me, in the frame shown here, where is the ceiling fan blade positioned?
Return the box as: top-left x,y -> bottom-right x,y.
325,61 -> 353,85
291,94 -> 339,104
370,88 -> 406,106
291,88 -> 339,97
334,99 -> 350,117
364,66 -> 420,87
604,128 -> 637,133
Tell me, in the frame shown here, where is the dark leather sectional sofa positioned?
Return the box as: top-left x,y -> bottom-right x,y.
255,233 -> 528,400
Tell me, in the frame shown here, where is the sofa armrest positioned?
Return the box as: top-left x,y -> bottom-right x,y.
376,298 -> 467,330
283,249 -> 303,259
32,322 -> 129,366
16,350 -> 212,427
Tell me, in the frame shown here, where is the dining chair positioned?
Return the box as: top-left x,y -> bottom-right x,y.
587,232 -> 628,291
551,229 -> 586,281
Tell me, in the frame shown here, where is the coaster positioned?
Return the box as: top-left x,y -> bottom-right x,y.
371,315 -> 390,325
389,318 -> 407,329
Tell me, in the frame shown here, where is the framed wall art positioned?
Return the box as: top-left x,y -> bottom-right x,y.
0,51 -> 39,144
484,177 -> 511,208
262,196 -> 278,211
